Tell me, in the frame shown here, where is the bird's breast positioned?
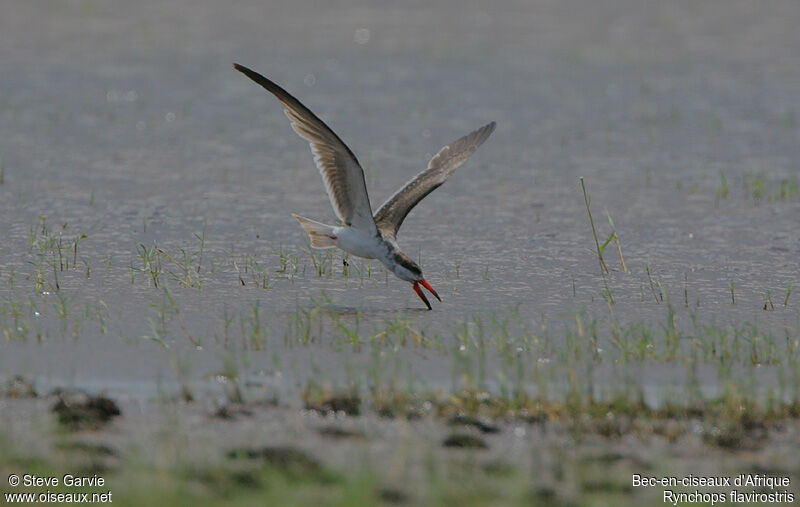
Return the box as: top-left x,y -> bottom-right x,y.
333,227 -> 384,260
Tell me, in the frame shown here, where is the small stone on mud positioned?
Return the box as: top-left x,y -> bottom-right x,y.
448,414 -> 500,434
379,487 -> 409,504
303,391 -> 361,416
317,425 -> 366,439
442,433 -> 488,449
51,390 -> 121,430
214,404 -> 254,419
2,375 -> 37,399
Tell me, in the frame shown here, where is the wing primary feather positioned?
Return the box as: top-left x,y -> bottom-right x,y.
374,121 -> 496,239
233,63 -> 377,234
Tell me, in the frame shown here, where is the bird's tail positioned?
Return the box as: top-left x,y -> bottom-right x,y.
291,214 -> 337,249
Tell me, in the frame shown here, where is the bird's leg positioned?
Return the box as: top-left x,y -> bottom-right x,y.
413,281 -> 432,310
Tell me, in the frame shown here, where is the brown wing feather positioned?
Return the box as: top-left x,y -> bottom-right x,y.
234,63 -> 376,233
374,121 -> 496,239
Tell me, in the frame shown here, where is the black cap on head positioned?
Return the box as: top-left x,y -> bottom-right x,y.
392,251 -> 422,277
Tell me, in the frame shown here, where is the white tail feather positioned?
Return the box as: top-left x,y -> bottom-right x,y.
292,214 -> 337,249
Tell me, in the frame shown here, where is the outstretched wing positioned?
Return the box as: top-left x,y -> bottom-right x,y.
234,63 -> 377,234
373,121 -> 496,240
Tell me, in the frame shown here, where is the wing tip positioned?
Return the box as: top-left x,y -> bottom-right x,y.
232,63 -> 268,86
476,121 -> 497,145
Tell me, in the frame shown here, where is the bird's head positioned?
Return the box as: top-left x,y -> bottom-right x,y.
390,251 -> 441,310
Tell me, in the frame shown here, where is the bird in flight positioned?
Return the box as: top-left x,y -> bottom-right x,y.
234,63 -> 495,310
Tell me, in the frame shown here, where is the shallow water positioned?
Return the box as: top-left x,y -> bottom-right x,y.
1,0 -> 799,401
